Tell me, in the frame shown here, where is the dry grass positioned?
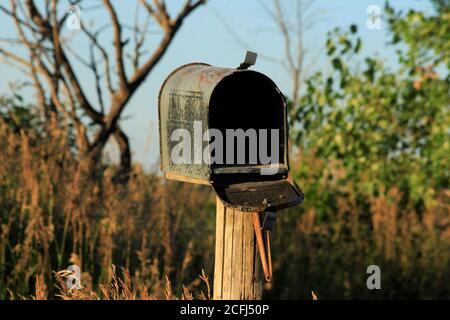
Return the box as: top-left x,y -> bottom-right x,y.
268,151 -> 450,299
30,265 -> 212,300
0,116 -> 215,299
1,109 -> 449,299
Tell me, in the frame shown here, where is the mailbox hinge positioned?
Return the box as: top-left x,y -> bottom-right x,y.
252,210 -> 277,282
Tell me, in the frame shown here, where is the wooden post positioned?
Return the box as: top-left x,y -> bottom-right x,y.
213,197 -> 262,300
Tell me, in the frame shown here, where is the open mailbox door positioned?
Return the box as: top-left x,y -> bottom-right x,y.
211,175 -> 304,212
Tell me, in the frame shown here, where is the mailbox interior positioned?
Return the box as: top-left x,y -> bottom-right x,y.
208,71 -> 303,211
208,71 -> 287,174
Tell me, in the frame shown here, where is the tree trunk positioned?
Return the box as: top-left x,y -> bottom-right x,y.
213,197 -> 262,300
112,126 -> 131,184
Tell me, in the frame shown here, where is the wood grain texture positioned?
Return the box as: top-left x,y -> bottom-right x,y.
164,172 -> 210,185
213,197 -> 262,300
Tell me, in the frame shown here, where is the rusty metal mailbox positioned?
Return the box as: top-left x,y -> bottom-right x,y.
158,53 -> 303,213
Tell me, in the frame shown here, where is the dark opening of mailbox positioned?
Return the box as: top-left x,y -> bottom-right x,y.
209,71 -> 285,168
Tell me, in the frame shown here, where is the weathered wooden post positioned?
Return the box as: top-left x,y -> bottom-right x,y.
158,52 -> 303,300
213,198 -> 262,299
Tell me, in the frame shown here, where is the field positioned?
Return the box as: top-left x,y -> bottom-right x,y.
0,0 -> 449,299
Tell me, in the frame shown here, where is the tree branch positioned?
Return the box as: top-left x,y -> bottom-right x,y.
81,23 -> 115,95
103,0 -> 128,91
23,0 -> 104,123
90,0 -> 207,153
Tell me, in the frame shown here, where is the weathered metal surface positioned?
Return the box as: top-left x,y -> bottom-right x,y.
213,164 -> 288,175
158,62 -> 303,212
159,63 -> 236,181
212,177 -> 304,212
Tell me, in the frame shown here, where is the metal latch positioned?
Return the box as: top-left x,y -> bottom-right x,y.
261,211 -> 277,231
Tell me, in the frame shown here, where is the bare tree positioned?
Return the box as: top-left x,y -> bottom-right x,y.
0,0 -> 207,182
211,0 -> 320,122
265,0 -> 309,113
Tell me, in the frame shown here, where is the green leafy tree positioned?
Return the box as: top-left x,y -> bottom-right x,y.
292,1 -> 449,209
269,0 -> 450,299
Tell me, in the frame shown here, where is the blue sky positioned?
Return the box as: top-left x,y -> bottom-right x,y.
0,0 -> 433,170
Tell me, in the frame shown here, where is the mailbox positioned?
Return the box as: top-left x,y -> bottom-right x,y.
158,53 -> 303,213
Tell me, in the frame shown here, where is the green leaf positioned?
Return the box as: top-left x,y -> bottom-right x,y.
332,58 -> 343,71
354,38 -> 362,53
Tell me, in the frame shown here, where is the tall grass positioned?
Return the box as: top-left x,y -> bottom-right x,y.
1,113 -> 449,299
268,152 -> 450,299
0,117 -> 215,299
